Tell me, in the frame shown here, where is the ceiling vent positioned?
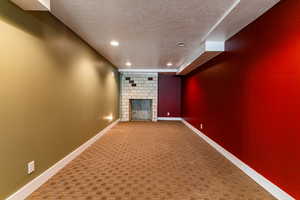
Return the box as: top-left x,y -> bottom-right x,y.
176,42 -> 185,47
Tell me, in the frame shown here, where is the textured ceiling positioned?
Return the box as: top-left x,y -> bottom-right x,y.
51,0 -> 236,69
50,0 -> 279,70
207,0 -> 280,41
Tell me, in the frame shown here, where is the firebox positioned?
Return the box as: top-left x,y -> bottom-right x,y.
130,99 -> 152,121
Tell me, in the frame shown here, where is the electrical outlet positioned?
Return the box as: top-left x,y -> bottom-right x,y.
27,161 -> 35,174
200,123 -> 204,130
167,112 -> 170,116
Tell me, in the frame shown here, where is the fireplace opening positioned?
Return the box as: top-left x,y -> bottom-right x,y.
130,99 -> 152,121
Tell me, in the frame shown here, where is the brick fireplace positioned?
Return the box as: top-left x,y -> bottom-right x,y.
120,73 -> 158,121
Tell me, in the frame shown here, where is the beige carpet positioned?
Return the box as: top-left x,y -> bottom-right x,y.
28,121 -> 275,200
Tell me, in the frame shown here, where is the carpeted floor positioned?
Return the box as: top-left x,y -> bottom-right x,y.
28,121 -> 276,200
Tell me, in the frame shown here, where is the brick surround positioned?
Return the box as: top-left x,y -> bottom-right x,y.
120,73 -> 158,121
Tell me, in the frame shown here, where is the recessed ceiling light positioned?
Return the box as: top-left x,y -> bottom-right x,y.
167,62 -> 173,66
126,62 -> 132,66
177,42 -> 185,47
110,40 -> 119,46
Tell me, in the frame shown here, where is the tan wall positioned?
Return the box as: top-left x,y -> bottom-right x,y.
0,1 -> 119,198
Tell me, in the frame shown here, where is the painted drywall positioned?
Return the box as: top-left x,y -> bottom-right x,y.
182,0 -> 300,198
158,75 -> 182,117
0,1 -> 119,199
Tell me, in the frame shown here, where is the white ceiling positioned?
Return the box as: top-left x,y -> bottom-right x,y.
50,0 -> 279,70
11,0 -> 50,10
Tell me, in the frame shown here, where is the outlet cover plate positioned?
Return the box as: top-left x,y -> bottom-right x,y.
27,161 -> 35,174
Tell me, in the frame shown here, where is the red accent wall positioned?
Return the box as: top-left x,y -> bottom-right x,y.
158,75 -> 182,117
182,0 -> 300,198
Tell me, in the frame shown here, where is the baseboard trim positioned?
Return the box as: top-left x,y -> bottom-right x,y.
157,117 -> 182,121
6,119 -> 120,200
181,119 -> 295,200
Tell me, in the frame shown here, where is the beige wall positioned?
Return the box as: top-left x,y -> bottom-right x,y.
0,1 -> 119,199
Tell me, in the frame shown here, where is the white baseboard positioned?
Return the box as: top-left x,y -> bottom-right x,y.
6,119 -> 120,200
181,119 -> 295,200
157,117 -> 182,121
